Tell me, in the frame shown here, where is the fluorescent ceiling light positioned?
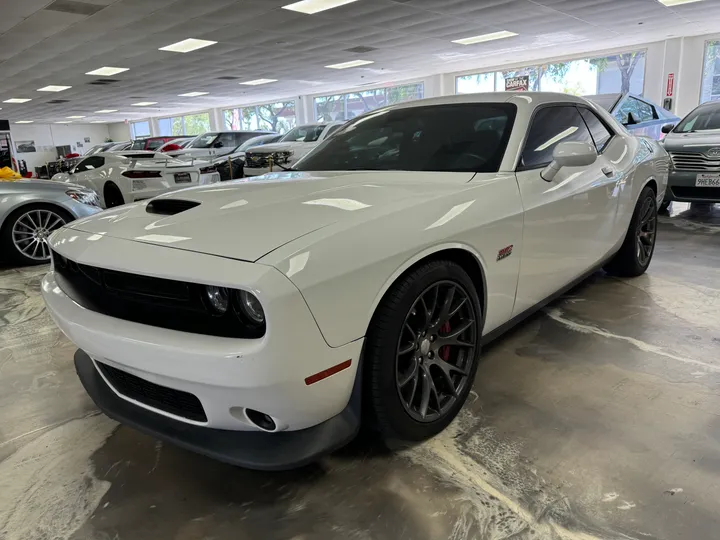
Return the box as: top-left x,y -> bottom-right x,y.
159,38 -> 217,53
452,30 -> 518,45
95,109 -> 118,113
4,98 -> 32,103
178,91 -> 209,97
55,121 -> 71,124
91,121 -> 106,123
38,85 -> 72,92
67,115 -> 86,119
659,0 -> 702,5
15,120 -> 33,124
239,79 -> 277,86
282,0 -> 359,14
85,66 -> 129,76
325,59 -> 374,69
132,102 -> 158,106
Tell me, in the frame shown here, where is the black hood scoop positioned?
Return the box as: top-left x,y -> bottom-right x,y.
146,199 -> 200,216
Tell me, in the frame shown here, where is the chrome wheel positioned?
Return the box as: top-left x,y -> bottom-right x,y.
636,195 -> 656,267
395,281 -> 477,423
11,209 -> 66,262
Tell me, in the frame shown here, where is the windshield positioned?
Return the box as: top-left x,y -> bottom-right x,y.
674,104 -> 720,133
189,133 -> 219,148
280,125 -> 326,143
129,139 -> 148,150
585,94 -> 622,112
294,104 -> 516,173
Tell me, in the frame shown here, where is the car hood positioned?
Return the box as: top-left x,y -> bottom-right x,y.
65,170 -> 474,262
663,130 -> 720,151
6,179 -> 87,192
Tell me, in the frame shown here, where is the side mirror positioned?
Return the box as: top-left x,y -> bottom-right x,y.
541,141 -> 597,182
661,123 -> 675,134
213,141 -> 224,148
624,112 -> 638,126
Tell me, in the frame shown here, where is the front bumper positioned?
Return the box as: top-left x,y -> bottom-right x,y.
74,348 -> 361,470
665,171 -> 720,203
243,166 -> 272,177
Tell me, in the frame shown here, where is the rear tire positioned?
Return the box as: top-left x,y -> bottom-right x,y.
604,185 -> 657,277
364,260 -> 482,442
103,182 -> 125,208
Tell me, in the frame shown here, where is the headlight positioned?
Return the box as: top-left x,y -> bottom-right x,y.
205,286 -> 229,314
66,189 -> 100,207
236,290 -> 265,324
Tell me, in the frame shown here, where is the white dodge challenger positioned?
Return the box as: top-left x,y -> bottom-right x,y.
42,93 -> 668,470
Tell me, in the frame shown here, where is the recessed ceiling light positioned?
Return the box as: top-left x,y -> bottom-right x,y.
4,98 -> 32,103
452,30 -> 518,45
659,0 -> 702,5
95,109 -> 118,113
178,91 -> 210,97
239,79 -> 278,86
132,102 -> 158,106
282,0 -> 359,14
38,85 -> 72,92
325,59 -> 374,69
85,66 -> 129,76
15,120 -> 33,124
67,115 -> 86,119
159,38 -> 217,53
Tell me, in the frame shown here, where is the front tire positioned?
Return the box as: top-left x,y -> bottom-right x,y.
103,182 -> 125,208
1,204 -> 70,265
364,260 -> 482,442
604,185 -> 657,277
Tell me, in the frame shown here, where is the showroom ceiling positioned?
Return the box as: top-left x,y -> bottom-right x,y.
1,0 -> 720,124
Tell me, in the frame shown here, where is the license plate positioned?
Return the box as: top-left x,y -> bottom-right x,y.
175,172 -> 192,183
696,173 -> 720,187
132,179 -> 146,191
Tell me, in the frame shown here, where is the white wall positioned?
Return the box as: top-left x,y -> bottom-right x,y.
12,123 -> 110,174
676,33 -> 720,116
107,122 -> 131,142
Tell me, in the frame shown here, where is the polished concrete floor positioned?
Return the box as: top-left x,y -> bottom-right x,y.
1,202 -> 719,540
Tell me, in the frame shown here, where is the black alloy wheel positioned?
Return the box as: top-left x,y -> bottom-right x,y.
636,195 -> 657,268
395,281 -> 477,422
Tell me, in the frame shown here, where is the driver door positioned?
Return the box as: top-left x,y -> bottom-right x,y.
512,105 -> 619,316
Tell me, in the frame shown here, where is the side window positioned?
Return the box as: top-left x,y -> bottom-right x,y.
579,108 -> 614,152
216,133 -> 236,148
615,97 -> 655,124
73,156 -> 104,172
521,106 -> 594,169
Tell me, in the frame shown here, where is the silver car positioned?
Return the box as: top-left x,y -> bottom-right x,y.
0,180 -> 101,265
661,100 -> 720,209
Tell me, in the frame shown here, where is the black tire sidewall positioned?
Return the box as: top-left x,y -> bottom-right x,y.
366,261 -> 483,442
1,204 -> 70,265
631,187 -> 658,273
104,182 -> 124,208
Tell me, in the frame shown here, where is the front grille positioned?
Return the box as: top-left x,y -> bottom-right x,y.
670,186 -> 720,200
97,362 -> 207,422
669,151 -> 720,172
52,251 -> 265,338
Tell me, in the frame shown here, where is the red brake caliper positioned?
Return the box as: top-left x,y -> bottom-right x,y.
440,321 -> 451,361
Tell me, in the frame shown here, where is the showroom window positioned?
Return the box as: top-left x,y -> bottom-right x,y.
456,50 -> 646,96
223,101 -> 296,133
157,113 -> 211,136
314,82 -> 425,122
130,120 -> 150,140
701,40 -> 720,103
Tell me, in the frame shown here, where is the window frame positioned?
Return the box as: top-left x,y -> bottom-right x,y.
700,39 -> 720,104
576,105 -> 616,154
516,103 -> 596,172
312,82 -> 425,122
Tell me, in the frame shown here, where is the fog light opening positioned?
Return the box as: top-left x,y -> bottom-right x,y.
245,408 -> 277,432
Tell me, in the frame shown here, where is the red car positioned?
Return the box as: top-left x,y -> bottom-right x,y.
128,136 -> 194,151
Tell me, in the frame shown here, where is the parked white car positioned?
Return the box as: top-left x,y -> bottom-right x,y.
243,122 -> 344,176
165,131 -> 275,159
51,152 -> 220,208
42,93 -> 668,470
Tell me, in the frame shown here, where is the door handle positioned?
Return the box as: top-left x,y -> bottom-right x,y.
602,166 -> 614,177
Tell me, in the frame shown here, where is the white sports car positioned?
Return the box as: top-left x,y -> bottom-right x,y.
243,122 -> 345,176
51,152 -> 220,208
42,93 -> 668,470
